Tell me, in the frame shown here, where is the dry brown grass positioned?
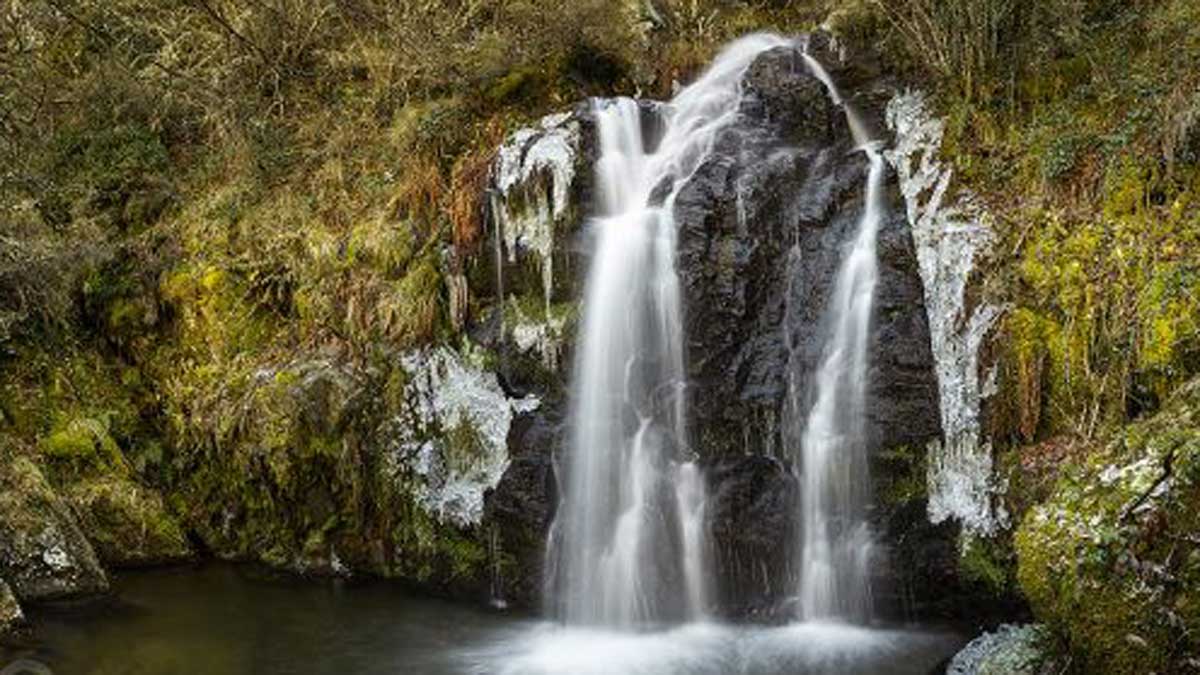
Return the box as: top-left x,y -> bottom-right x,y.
448,117 -> 505,258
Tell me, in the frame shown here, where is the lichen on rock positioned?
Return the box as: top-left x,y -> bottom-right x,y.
384,347 -> 539,528
885,90 -> 1007,535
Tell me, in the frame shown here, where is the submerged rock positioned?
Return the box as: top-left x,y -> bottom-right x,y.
0,455 -> 108,600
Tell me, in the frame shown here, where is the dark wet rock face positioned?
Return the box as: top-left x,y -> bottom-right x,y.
485,40 -> 950,618
740,47 -> 841,145
485,408 -> 562,609
707,455 -> 799,620
678,43 -> 940,466
672,43 -> 943,618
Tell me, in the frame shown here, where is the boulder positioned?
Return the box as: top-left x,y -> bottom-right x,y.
63,476 -> 192,567
947,624 -> 1061,675
0,455 -> 108,600
0,578 -> 23,638
1015,378 -> 1200,674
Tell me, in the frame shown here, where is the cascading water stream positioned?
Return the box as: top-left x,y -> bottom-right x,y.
547,33 -> 789,629
470,34 -> 970,675
793,51 -> 887,623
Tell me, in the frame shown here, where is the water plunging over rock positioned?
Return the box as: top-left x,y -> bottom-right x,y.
546,34 -> 795,628
666,36 -> 944,619
484,33 -> 963,622
791,50 -> 885,622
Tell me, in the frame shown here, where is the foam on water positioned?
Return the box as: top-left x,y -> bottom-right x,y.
464,622 -> 961,675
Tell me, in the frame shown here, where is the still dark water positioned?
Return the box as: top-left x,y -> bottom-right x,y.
2,565 -> 964,675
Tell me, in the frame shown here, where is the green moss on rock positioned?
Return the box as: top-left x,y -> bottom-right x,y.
0,452 -> 109,600
0,578 -> 23,639
1015,378 -> 1200,673
159,353 -> 496,592
959,533 -> 1016,598
64,476 -> 191,566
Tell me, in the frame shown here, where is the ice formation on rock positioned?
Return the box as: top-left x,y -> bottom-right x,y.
386,347 -> 539,527
946,624 -> 1049,675
885,91 -> 1007,535
510,309 -> 570,372
491,112 -> 581,311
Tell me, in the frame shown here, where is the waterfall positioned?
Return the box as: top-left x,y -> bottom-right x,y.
793,52 -> 885,623
547,33 -> 789,629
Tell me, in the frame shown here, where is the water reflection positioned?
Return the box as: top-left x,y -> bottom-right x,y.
2,566 -> 961,675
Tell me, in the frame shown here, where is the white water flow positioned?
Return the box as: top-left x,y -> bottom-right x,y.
796,52 -> 886,623
549,33 -> 789,628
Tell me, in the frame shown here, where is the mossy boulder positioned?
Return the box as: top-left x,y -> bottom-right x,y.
1015,378 -> 1200,674
160,348 -> 536,598
171,358 -> 377,574
0,453 -> 108,600
0,579 -> 23,639
63,476 -> 191,566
